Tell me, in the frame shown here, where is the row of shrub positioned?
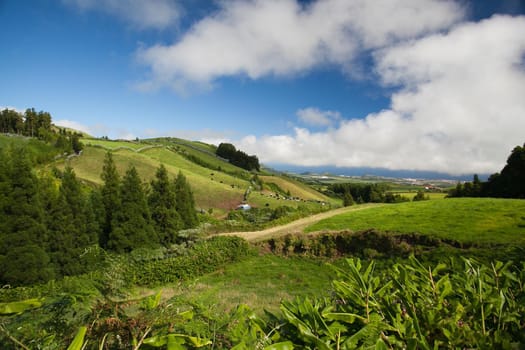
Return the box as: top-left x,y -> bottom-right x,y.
128,236 -> 254,286
257,230 -> 525,264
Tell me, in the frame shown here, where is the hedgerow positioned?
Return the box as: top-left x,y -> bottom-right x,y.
129,236 -> 254,286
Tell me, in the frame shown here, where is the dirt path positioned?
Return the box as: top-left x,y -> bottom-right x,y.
219,203 -> 383,242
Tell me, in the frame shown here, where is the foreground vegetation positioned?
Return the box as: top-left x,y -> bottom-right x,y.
2,252 -> 524,349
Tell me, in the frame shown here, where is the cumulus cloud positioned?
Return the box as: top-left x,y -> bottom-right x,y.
63,0 -> 181,30
297,107 -> 341,127
238,16 -> 525,175
136,0 -> 464,92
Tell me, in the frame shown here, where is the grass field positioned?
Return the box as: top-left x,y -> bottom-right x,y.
305,198 -> 525,244
260,175 -> 334,203
155,254 -> 335,315
391,191 -> 447,200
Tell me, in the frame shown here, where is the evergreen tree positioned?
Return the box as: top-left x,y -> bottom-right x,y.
24,108 -> 38,137
108,166 -> 158,253
149,164 -> 183,245
174,171 -> 198,229
343,189 -> 354,207
100,152 -> 120,247
0,147 -> 54,285
48,167 -> 95,276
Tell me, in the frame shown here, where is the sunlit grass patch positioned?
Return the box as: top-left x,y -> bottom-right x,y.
305,198 -> 525,244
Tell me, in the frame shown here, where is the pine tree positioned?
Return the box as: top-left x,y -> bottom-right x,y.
108,166 -> 158,253
343,189 -> 354,207
48,167 -> 95,276
0,147 -> 54,285
100,152 -> 120,248
149,164 -> 183,245
174,171 -> 198,229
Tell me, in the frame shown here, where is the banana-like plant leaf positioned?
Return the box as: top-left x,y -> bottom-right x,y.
263,341 -> 294,350
0,298 -> 43,315
67,326 -> 87,350
143,334 -> 212,348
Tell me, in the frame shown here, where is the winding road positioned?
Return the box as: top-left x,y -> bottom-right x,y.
219,203 -> 383,242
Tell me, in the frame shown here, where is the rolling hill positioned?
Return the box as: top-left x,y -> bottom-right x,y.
55,137 -> 335,216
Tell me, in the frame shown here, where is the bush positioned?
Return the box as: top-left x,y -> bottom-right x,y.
129,236 -> 254,286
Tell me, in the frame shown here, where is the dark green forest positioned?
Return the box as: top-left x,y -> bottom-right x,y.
448,143 -> 525,198
0,147 -> 198,286
215,142 -> 260,172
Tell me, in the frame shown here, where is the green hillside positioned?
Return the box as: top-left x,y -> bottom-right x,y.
57,137 -> 333,215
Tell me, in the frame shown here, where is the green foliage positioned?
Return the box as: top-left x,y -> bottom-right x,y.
109,165 -> 159,253
174,171 -> 199,230
100,151 -> 120,248
412,190 -> 429,201
150,164 -> 184,245
216,142 -> 260,171
130,236 -> 253,286
329,183 -> 390,204
0,299 -> 43,315
248,257 -> 525,349
342,189 -> 354,206
449,142 -> 525,199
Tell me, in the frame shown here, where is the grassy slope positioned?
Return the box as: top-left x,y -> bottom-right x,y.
306,198 -> 525,244
260,175 -> 334,203
59,138 -> 331,214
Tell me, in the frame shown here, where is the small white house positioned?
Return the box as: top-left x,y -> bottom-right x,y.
236,204 -> 251,210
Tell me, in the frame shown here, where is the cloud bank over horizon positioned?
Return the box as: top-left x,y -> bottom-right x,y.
55,0 -> 525,176
236,15 -> 525,175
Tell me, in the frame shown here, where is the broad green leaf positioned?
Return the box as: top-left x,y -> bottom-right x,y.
375,338 -> 389,350
67,326 -> 87,350
264,341 -> 294,350
0,298 -> 43,315
322,312 -> 363,324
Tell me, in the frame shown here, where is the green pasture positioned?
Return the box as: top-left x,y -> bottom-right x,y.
260,175 -> 334,203
391,191 -> 447,200
306,198 -> 525,244
164,254 -> 334,314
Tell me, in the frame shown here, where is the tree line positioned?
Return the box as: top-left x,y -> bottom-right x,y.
448,142 -> 525,198
1,107 -> 83,154
216,142 -> 260,171
0,147 -> 198,286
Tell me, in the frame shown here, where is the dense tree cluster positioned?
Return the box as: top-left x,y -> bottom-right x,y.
448,142 -> 525,199
216,142 -> 260,171
1,108 -> 83,154
0,148 -> 198,286
328,183 -> 390,204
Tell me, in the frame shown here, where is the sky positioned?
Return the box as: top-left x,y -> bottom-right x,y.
1,0 -> 525,177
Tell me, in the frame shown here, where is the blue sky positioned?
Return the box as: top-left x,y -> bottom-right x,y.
1,0 -> 525,176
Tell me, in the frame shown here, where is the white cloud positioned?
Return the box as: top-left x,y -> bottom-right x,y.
54,119 -> 93,135
239,16 -> 525,175
297,107 -> 341,127
136,0 -> 464,92
63,0 -> 181,30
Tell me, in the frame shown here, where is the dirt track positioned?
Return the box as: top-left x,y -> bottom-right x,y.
219,203 -> 383,242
